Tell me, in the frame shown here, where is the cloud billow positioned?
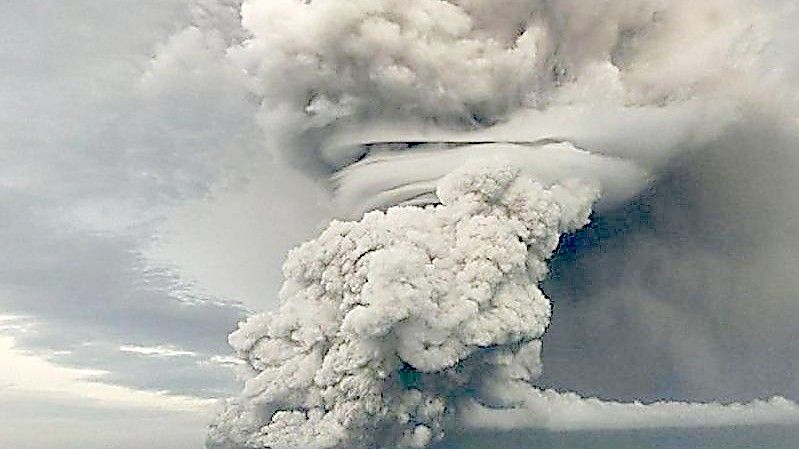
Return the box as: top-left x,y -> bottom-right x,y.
203,0 -> 799,447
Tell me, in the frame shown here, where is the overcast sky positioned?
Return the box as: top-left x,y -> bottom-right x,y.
0,1 -> 327,447
4,1 -> 799,448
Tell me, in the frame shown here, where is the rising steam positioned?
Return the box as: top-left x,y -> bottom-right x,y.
202,0 -> 799,447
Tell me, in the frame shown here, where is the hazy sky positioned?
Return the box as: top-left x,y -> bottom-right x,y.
3,1 -> 799,448
0,1 -> 325,447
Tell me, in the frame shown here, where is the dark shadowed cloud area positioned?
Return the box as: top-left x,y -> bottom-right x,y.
3,1 -> 799,448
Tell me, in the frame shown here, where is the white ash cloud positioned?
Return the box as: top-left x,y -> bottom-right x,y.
207,163 -> 597,448
204,0 -> 797,246
236,0 -> 769,127
230,0 -> 775,173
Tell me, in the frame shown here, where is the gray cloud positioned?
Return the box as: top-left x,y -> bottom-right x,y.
0,0 -> 304,406
541,116 -> 799,403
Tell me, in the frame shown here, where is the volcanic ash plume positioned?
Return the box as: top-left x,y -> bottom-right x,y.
198,0 -> 799,447
207,162 -> 598,448
208,161 -> 799,449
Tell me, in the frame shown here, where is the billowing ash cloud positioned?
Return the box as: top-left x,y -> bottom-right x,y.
228,0 -> 778,219
201,0 -> 799,447
238,0 -> 767,133
208,163 -> 598,448
209,164 -> 799,449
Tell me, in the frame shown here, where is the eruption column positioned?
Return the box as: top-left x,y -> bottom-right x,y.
208,162 -> 598,448
209,154 -> 799,449
206,0 -> 799,446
